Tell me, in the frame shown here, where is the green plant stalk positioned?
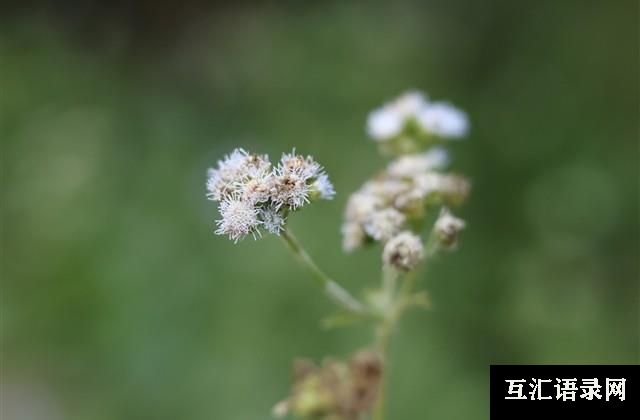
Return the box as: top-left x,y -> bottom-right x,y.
373,269 -> 419,420
280,228 -> 366,314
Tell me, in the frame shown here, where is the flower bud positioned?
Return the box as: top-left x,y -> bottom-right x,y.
382,231 -> 424,271
434,208 -> 466,249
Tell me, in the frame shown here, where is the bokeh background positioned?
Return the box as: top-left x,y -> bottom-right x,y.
2,1 -> 638,419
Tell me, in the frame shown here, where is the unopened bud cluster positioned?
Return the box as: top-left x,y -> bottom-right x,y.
343,90 -> 470,271
273,350 -> 382,420
207,148 -> 335,242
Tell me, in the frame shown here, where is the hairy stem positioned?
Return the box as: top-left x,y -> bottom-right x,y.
280,229 -> 366,314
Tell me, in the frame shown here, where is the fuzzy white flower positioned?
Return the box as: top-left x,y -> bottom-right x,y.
364,208 -> 406,241
271,172 -> 311,210
278,150 -> 322,180
270,150 -> 335,209
434,208 -> 466,248
366,91 -> 428,141
260,205 -> 286,235
238,173 -> 273,204
386,147 -> 449,178
206,148 -> 249,201
242,153 -> 272,178
367,108 -> 404,141
206,148 -> 272,202
215,195 -> 261,242
383,231 -> 424,271
417,102 -> 469,139
312,173 -> 336,200
391,91 -> 428,118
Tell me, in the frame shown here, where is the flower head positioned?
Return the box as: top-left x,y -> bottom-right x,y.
383,231 -> 424,271
366,91 -> 427,141
311,173 -> 336,200
366,107 -> 404,141
271,171 -> 311,210
261,205 -> 286,235
206,148 -> 272,201
215,195 -> 261,242
434,208 -> 466,249
278,150 -> 323,179
417,102 -> 469,139
206,148 -> 248,201
237,172 -> 273,204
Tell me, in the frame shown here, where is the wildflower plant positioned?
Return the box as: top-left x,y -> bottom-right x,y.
206,90 -> 470,419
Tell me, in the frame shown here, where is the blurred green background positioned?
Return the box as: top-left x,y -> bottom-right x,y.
2,1 -> 638,419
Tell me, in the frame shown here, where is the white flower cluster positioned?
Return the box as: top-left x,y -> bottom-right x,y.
207,148 -> 335,242
341,147 -> 469,262
366,91 -> 469,153
344,89 -> 471,271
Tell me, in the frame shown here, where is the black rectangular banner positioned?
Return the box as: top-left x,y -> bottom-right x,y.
490,365 -> 638,419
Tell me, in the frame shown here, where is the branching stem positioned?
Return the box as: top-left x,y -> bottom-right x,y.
280,228 -> 366,314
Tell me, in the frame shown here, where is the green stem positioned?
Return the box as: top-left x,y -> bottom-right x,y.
280,229 -> 366,314
373,316 -> 392,420
373,268 -> 419,420
373,268 -> 396,420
